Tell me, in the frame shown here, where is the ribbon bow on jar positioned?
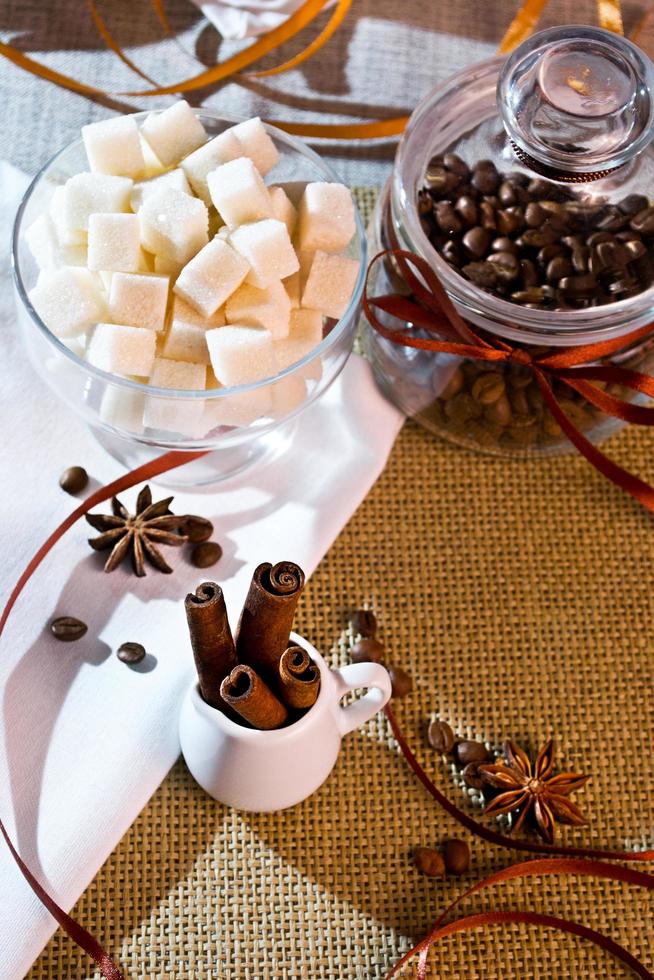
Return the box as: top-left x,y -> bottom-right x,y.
364,248 -> 654,515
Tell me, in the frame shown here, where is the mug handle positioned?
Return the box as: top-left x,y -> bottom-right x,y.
332,662 -> 392,736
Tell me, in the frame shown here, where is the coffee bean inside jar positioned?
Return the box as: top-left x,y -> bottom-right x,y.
420,155 -> 653,310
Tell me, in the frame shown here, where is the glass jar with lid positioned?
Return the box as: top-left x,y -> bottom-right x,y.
363,26 -> 654,456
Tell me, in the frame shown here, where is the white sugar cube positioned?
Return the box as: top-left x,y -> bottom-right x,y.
297,182 -> 356,253
82,115 -> 145,178
274,309 -> 323,369
301,251 -> 360,319
162,319 -> 210,364
63,172 -> 132,234
154,254 -> 183,279
163,296 -> 224,363
170,294 -> 226,328
87,322 -> 156,376
29,267 -> 106,338
99,385 -> 145,435
139,187 -> 208,265
230,219 -> 299,289
206,325 -> 276,386
174,238 -> 249,317
49,186 -> 87,246
207,157 -> 273,229
88,213 -> 142,273
140,135 -> 164,178
181,130 -> 243,204
271,374 -> 307,417
130,168 -> 192,211
141,101 -> 207,167
203,384 -> 272,430
108,273 -> 169,332
269,186 -> 297,236
225,280 -> 291,340
284,271 -> 301,308
143,357 -> 206,436
25,214 -> 87,270
229,117 -> 279,175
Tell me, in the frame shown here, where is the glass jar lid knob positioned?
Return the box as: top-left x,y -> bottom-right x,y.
498,25 -> 654,178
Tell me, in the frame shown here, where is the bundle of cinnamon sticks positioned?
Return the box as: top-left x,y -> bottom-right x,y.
185,562 -> 321,730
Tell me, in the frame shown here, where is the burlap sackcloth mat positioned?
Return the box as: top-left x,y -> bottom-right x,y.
27,188 -> 654,979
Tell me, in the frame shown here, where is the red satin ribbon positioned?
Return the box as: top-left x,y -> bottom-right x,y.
364,249 -> 654,515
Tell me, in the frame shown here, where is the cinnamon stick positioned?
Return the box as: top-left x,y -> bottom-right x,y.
278,646 -> 321,710
220,664 -> 288,730
185,581 -> 237,710
235,561 -> 306,684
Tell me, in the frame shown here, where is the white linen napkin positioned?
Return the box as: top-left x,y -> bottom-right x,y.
0,162 -> 404,978
193,0 -> 333,40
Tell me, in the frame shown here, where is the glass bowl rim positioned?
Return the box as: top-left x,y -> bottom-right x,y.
393,53 -> 654,343
12,108 -> 367,400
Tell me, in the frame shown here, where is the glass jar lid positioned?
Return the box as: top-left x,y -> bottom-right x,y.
498,26 -> 654,179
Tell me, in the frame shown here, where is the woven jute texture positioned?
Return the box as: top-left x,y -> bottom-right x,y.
28,189 -> 654,979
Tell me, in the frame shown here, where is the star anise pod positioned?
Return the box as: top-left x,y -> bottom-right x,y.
86,485 -> 187,577
478,739 -> 590,844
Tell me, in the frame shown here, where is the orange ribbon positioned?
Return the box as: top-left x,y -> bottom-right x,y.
364,249 -> 654,516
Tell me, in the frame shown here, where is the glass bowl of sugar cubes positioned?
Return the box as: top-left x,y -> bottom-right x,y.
12,103 -> 365,484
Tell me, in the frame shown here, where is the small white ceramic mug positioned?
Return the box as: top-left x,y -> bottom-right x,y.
179,632 -> 392,812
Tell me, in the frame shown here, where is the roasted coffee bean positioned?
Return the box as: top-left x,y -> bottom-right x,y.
510,385 -> 530,415
471,161 -> 499,194
471,372 -> 506,406
180,515 -> 214,543
571,246 -> 589,273
462,261 -> 498,289
484,392 -> 512,425
559,274 -> 599,299
496,207 -> 523,236
508,414 -> 539,445
537,243 -> 565,265
414,847 -> 445,877
462,762 -> 486,789
388,665 -> 413,698
453,740 -> 489,765
462,225 -> 490,258
444,392 -> 482,423
434,201 -> 462,234
417,191 -> 433,216
524,201 -> 544,227
117,641 -> 146,665
441,240 -> 462,265
443,839 -> 471,876
624,239 -> 647,260
50,616 -> 87,642
438,366 -> 465,399
59,466 -> 89,495
631,206 -> 654,234
587,230 -> 614,247
479,200 -> 497,230
518,226 -> 559,248
487,251 -> 519,282
428,719 -> 455,754
511,287 -> 547,303
350,609 -> 377,637
443,152 -> 469,176
351,637 -> 385,663
520,258 -> 539,287
498,181 -> 518,207
619,193 -> 649,215
491,236 -> 518,255
454,195 -> 478,226
546,256 -> 573,282
190,541 -> 223,568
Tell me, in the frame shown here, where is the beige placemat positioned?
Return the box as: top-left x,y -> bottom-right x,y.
27,189 -> 654,979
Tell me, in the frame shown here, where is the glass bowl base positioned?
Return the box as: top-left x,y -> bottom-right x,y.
92,420 -> 299,489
